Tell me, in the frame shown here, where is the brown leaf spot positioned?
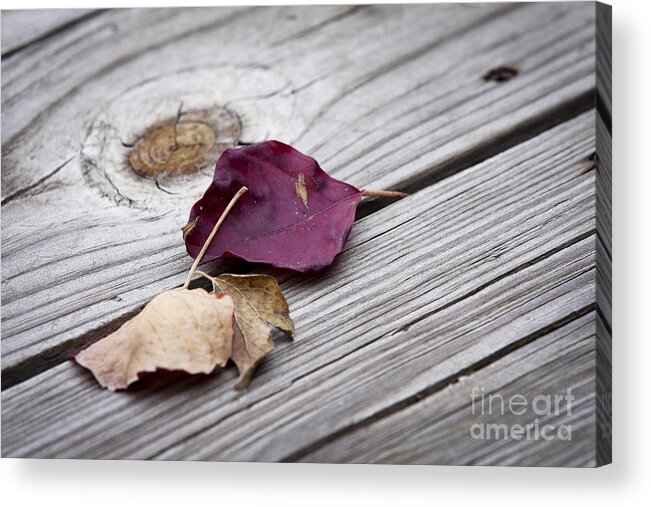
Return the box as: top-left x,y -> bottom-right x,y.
182,219 -> 198,240
295,173 -> 309,207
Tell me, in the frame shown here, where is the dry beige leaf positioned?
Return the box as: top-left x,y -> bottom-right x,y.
76,288 -> 235,391
208,273 -> 295,389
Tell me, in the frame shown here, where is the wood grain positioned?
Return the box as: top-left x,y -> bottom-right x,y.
1,3 -> 597,382
594,15 -> 612,461
596,3 -> 612,126
300,313 -> 598,466
0,8 -> 98,56
1,112 -> 597,460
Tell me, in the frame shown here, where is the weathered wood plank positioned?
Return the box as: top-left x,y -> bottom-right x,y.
596,2 -> 612,126
594,6 -> 612,463
0,4 -> 484,193
1,112 -> 596,459
159,240 -> 595,463
300,313 -> 597,466
595,311 -> 611,465
0,8 -> 98,56
1,3 -> 596,380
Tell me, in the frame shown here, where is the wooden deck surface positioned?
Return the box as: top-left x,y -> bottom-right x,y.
1,3 -> 610,465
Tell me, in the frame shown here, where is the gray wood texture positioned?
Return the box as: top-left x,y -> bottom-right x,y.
1,3 -> 608,465
2,112 -> 598,461
1,9 -> 98,56
302,313 -> 598,466
1,2 -> 596,381
595,3 -> 612,463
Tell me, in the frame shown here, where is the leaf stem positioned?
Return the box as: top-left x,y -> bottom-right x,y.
361,189 -> 407,198
193,270 -> 222,293
182,186 -> 248,290
194,270 -> 218,286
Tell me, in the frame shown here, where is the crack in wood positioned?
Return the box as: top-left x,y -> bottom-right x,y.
270,5 -> 368,47
1,156 -> 75,206
1,10 -> 107,59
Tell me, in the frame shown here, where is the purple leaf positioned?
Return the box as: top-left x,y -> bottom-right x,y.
184,141 -> 362,272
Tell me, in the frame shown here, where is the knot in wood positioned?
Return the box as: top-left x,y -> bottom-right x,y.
128,107 -> 241,178
482,65 -> 519,83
